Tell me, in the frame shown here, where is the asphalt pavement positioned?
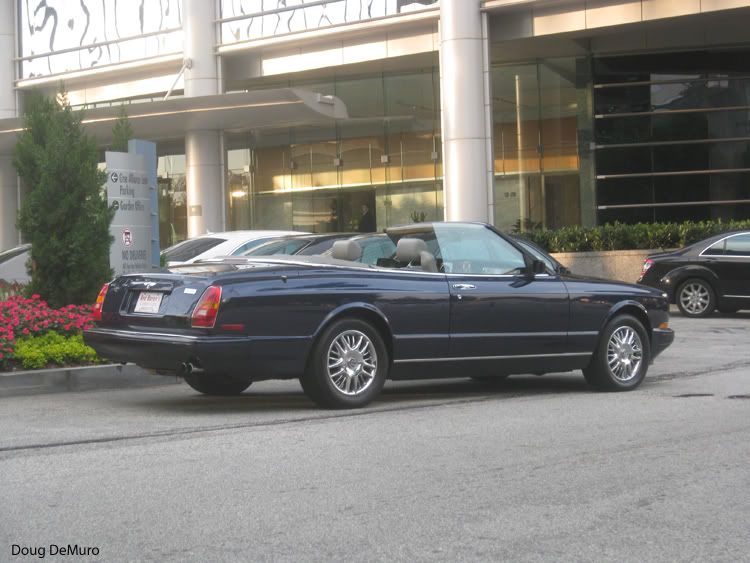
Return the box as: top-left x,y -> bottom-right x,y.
1,312 -> 749,562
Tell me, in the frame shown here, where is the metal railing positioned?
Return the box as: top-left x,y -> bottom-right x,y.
17,0 -> 184,81
218,0 -> 439,45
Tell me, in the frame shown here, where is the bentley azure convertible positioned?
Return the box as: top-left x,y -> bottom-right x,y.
84,222 -> 674,408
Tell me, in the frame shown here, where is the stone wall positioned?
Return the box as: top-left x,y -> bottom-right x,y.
551,249 -> 662,284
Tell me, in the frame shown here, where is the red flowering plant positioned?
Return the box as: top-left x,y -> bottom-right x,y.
0,294 -> 94,370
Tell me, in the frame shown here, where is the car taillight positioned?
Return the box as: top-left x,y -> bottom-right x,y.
191,286 -> 222,328
91,283 -> 109,321
641,259 -> 654,275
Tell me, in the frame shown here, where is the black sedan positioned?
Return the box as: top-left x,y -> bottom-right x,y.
84,222 -> 674,408
638,231 -> 750,317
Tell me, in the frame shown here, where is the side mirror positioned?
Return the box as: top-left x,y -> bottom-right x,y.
530,259 -> 547,275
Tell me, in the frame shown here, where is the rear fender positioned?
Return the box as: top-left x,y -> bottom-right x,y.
659,265 -> 718,301
310,302 -> 394,363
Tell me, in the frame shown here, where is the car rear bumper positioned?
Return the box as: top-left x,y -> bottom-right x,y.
651,327 -> 674,360
84,327 -> 310,379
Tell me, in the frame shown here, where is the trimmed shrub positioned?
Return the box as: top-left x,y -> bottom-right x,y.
13,332 -> 99,370
519,220 -> 750,253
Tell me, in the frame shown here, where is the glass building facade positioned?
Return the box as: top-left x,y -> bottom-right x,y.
225,68 -> 443,233
4,0 -> 750,253
154,48 -> 750,244
491,58 -> 596,231
594,49 -> 750,224
157,154 -> 187,248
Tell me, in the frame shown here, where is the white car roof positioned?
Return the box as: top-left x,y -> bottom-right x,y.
0,244 -> 31,284
196,230 -> 303,242
165,230 -> 308,265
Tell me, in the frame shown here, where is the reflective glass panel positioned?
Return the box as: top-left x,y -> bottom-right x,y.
434,224 -> 526,275
725,234 -> 750,256
594,49 -> 750,223
703,240 -> 725,256
225,70 -> 442,233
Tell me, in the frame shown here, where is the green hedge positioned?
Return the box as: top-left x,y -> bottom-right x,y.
518,220 -> 750,253
13,333 -> 99,370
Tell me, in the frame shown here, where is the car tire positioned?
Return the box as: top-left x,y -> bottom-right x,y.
183,372 -> 253,396
676,278 -> 715,318
301,318 -> 388,409
583,315 -> 650,392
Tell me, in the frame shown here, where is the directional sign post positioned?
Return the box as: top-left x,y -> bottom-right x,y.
105,151 -> 152,275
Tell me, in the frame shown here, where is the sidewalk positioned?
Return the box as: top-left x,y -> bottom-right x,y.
0,364 -> 181,397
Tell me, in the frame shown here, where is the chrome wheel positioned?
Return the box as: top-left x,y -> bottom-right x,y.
326,330 -> 378,396
606,326 -> 643,382
679,282 -> 710,315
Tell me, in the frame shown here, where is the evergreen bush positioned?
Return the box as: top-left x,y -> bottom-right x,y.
13,90 -> 115,308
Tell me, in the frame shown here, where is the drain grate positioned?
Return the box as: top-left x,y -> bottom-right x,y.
673,393 -> 714,398
727,395 -> 750,400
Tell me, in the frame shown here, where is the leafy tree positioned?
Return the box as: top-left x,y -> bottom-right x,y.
111,105 -> 133,152
13,90 -> 114,307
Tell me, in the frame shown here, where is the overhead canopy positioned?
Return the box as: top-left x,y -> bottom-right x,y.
0,88 -> 349,154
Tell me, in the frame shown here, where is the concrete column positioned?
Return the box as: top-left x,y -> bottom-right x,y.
183,0 -> 219,97
186,130 -> 223,235
0,0 -> 19,250
0,156 -> 18,250
183,0 -> 224,237
440,0 -> 492,223
0,0 -> 16,119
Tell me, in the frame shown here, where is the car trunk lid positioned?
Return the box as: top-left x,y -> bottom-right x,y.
98,261 -> 296,333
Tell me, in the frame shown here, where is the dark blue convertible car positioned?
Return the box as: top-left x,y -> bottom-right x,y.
84,222 -> 674,408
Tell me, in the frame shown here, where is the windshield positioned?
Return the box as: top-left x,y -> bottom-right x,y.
244,238 -> 311,256
384,224 -> 527,275
162,238 -> 225,262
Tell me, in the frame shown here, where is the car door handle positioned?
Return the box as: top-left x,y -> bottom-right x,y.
452,283 -> 476,290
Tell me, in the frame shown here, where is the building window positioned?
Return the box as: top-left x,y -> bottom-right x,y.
157,154 -> 187,248
491,58 -> 594,231
226,69 -> 443,233
594,49 -> 750,223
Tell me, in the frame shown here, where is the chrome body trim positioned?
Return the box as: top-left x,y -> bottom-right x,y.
85,328 -> 201,341
698,232 -> 750,257
393,352 -> 591,364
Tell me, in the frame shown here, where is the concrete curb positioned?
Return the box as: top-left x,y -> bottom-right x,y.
0,364 -> 181,397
